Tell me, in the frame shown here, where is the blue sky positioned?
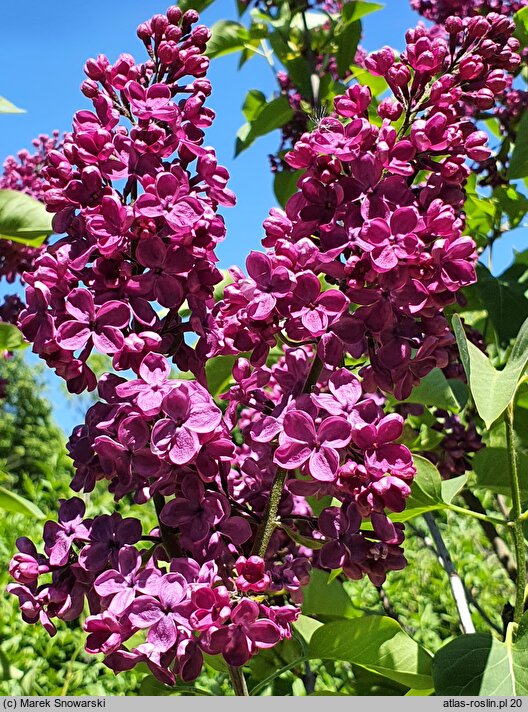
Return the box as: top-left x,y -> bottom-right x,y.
0,0 -> 525,432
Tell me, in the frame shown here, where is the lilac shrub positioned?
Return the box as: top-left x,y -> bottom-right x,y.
8,4 -> 520,688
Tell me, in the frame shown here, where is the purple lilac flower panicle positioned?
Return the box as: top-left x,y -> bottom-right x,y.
7,2 -> 522,688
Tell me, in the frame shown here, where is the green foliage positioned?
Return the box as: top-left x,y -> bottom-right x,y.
394,368 -> 465,413
235,96 -> 294,155
434,618 -> 528,695
308,616 -> 433,689
274,169 -> 303,207
453,314 -> 528,428
0,324 -> 27,351
365,456 -> 467,524
206,20 -> 252,59
472,262 -> 528,345
0,485 -> 45,519
0,189 -> 53,246
301,569 -> 356,620
507,112 -> 528,179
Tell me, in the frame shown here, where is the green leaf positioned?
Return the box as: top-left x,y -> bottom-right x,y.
301,568 -> 356,619
280,523 -> 324,550
396,368 -> 463,412
341,1 -> 384,23
0,96 -> 25,114
434,619 -> 528,695
335,21 -> 361,76
508,112 -> 528,180
309,616 -> 433,689
347,66 -> 388,97
0,485 -> 45,519
494,185 -> 528,229
473,447 -> 528,498
0,189 -> 53,246
177,0 -> 215,12
0,323 -> 28,351
235,96 -> 294,155
471,263 -> 528,345
202,653 -> 228,673
385,457 -> 466,523
274,169 -> 302,208
139,674 -> 212,696
293,615 -> 324,644
514,6 -> 528,50
440,474 -> 468,505
205,355 -> 238,397
242,89 -> 266,122
206,20 -> 250,59
453,313 -> 528,428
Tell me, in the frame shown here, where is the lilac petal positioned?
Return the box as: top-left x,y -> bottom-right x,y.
118,416 -> 150,451
151,419 -> 176,455
320,540 -> 347,570
309,446 -> 339,482
316,290 -> 348,317
109,587 -> 136,613
274,440 -> 312,470
159,573 -> 187,609
162,389 -> 190,421
65,289 -> 95,322
97,301 -> 130,328
377,413 -> 404,444
167,426 -> 200,465
149,616 -> 177,653
371,245 -> 398,272
231,598 -> 259,626
93,327 -> 124,354
56,321 -> 92,351
78,541 -> 110,571
283,411 -> 315,445
301,307 -> 327,336
127,596 -> 163,628
186,403 -> 222,433
137,388 -> 164,415
247,292 -> 276,320
220,516 -> 252,545
94,571 -> 126,597
317,416 -> 352,448
249,620 -> 281,647
136,236 -> 166,269
246,251 -> 272,285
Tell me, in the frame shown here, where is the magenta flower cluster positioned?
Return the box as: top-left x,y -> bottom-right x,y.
8,4 -> 520,687
410,0 -> 525,24
0,133 -> 63,332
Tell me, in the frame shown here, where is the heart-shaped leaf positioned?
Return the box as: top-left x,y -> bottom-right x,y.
452,313 -> 528,427
434,618 -> 528,695
308,616 -> 433,689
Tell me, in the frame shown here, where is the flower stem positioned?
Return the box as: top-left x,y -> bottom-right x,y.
505,403 -> 527,625
445,502 -> 508,528
228,665 -> 249,696
250,355 -> 323,558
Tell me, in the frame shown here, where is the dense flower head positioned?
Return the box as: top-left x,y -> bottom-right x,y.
411,0 -> 526,24
18,7 -> 235,394
0,133 -> 63,286
8,2 -> 522,689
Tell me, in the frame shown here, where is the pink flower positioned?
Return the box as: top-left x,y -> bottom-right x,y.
56,289 -> 129,355
275,411 -> 352,482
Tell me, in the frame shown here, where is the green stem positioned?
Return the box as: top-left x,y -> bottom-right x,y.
251,467 -> 288,557
250,355 -> 323,558
505,403 -> 527,625
228,665 -> 249,696
445,503 -> 508,528
250,656 -> 308,696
